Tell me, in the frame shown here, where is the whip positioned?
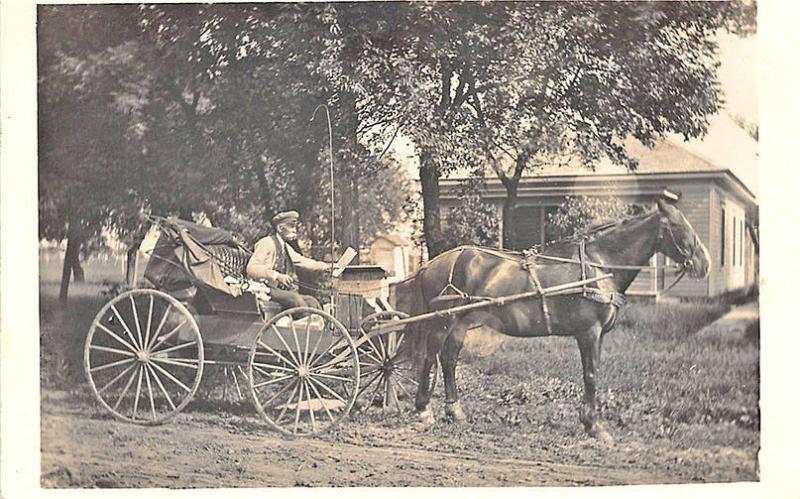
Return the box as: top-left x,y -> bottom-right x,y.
310,104 -> 337,301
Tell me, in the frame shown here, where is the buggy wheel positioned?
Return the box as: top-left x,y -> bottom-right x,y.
84,289 -> 204,425
356,311 -> 418,413
248,307 -> 359,436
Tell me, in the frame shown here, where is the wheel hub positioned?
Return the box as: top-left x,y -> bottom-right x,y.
297,365 -> 310,378
136,351 -> 150,363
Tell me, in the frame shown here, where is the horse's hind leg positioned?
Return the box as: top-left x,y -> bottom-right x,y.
415,328 -> 447,423
576,323 -> 614,444
441,320 -> 468,422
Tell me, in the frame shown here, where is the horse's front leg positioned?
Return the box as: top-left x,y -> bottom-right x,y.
576,324 -> 614,444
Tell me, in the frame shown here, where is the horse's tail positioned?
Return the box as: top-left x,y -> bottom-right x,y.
390,269 -> 430,373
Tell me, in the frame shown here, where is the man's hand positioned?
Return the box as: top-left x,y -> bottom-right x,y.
274,273 -> 295,288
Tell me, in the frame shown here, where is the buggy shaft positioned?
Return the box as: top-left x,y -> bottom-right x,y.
366,274 -> 613,336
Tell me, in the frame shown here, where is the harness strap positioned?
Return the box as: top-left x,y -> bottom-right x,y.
521,256 -> 553,336
437,248 -> 470,300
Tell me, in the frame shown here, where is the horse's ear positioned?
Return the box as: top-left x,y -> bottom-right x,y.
656,198 -> 673,213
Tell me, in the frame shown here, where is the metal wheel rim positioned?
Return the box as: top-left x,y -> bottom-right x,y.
247,307 -> 360,436
84,289 -> 204,425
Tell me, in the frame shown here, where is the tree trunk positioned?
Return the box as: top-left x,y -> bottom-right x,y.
338,173 -> 361,263
338,91 -> 362,263
502,180 -> 519,250
126,228 -> 147,286
419,152 -> 446,258
58,216 -> 82,304
73,257 -> 85,282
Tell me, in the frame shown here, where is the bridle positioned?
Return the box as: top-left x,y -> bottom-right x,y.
657,215 -> 699,293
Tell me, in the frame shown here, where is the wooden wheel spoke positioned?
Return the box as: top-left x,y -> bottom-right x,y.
252,373 -> 294,389
131,367 -> 144,420
293,379 -> 305,434
258,377 -> 296,408
393,332 -> 406,353
390,355 -> 413,367
309,342 -> 352,372
358,366 -> 383,378
305,322 -> 326,369
150,319 -> 188,352
251,361 -> 295,373
357,371 -> 383,399
257,339 -> 298,369
143,363 -> 157,421
111,304 -> 141,350
150,361 -> 192,393
393,370 -> 420,388
144,295 -> 154,352
389,381 -> 402,412
394,374 -> 415,401
231,365 -> 244,400
357,343 -> 385,365
269,325 -> 301,367
129,295 -> 145,354
304,380 -> 317,433
96,323 -> 139,355
376,335 -> 387,360
150,341 -> 197,356
311,371 -> 354,383
150,357 -> 199,369
274,381 -> 300,423
90,357 -> 135,373
148,303 -> 173,349
307,376 -> 346,403
90,345 -> 136,357
289,317 -> 304,365
97,363 -> 137,395
306,376 -> 336,423
302,314 -> 312,365
112,368 -> 138,411
365,375 -> 386,411
359,331 -> 386,363
146,363 -> 176,411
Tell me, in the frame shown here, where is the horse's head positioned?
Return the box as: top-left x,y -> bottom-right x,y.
656,199 -> 711,278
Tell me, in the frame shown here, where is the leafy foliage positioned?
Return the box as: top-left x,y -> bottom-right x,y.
442,181 -> 500,249
546,196 -> 643,241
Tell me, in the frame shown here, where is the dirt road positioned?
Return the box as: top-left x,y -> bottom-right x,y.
41,388 -> 757,488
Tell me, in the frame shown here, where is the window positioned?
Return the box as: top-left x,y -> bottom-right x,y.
732,216 -> 737,267
720,208 -> 725,267
740,219 -> 745,266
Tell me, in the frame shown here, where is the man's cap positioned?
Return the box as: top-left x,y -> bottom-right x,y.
271,210 -> 300,226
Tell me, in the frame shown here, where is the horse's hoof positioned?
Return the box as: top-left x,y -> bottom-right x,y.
444,401 -> 467,422
416,408 -> 435,426
588,425 -> 615,445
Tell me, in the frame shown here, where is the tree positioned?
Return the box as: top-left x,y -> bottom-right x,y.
38,5 -> 146,301
38,4 -> 412,301
459,2 -> 747,249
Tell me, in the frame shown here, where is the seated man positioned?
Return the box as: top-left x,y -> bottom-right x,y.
246,210 -> 336,310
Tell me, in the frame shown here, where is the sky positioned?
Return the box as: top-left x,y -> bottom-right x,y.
672,31 -> 758,194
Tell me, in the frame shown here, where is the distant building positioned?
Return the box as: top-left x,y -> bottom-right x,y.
363,232 -> 421,281
440,141 -> 758,299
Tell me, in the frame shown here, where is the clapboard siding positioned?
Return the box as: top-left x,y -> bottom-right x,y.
439,170 -> 757,299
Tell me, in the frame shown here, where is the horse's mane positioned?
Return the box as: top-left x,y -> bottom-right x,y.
533,208 -> 659,251
389,209 -> 660,285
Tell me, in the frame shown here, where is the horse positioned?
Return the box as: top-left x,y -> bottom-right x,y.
392,199 -> 710,442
